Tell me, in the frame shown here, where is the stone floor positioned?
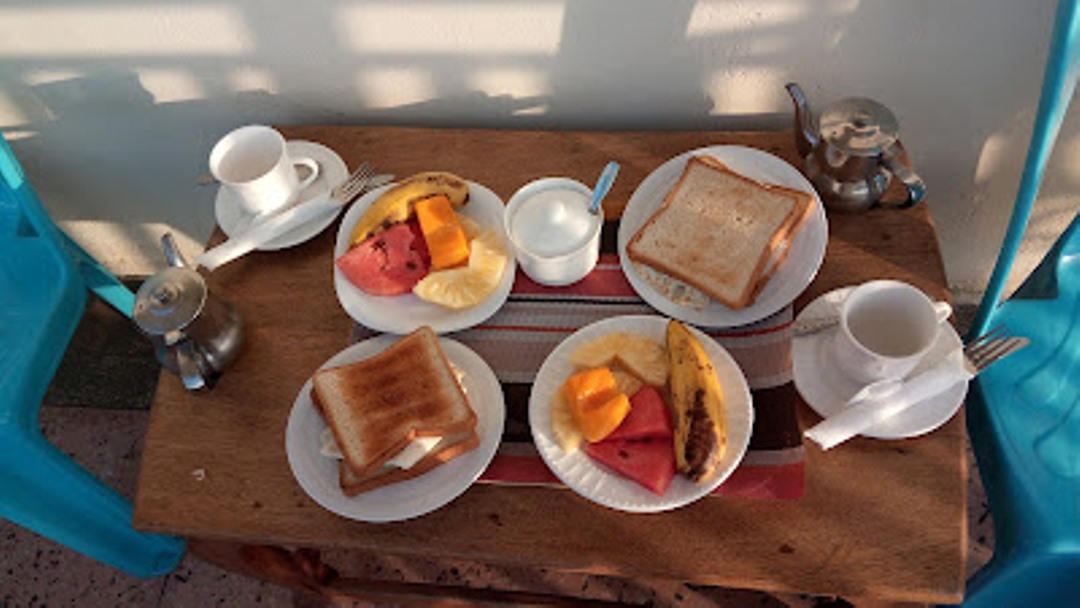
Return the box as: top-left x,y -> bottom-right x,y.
0,294 -> 994,607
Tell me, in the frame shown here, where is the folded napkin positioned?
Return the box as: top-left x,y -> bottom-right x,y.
804,347 -> 972,450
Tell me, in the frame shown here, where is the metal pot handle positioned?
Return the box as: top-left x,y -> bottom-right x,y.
881,140 -> 926,208
167,331 -> 206,391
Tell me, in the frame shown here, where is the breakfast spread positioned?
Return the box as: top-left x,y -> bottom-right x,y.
309,326 -> 479,496
550,320 -> 728,495
295,145 -> 813,512
626,154 -> 815,310
336,171 -> 509,309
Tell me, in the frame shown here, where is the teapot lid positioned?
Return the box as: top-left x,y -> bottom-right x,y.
133,267 -> 207,335
819,97 -> 899,155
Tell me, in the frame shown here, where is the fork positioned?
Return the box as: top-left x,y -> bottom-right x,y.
963,324 -> 1030,372
196,162 -> 378,271
805,326 -> 1030,450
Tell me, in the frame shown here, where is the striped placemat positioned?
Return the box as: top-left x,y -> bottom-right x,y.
352,230 -> 805,500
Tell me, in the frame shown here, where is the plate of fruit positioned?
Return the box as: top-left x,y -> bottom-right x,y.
529,315 -> 753,512
334,172 -> 516,334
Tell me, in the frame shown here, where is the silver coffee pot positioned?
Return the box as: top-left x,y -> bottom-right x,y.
134,233 -> 244,390
786,82 -> 926,213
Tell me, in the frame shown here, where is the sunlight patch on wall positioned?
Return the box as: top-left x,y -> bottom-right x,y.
467,68 -> 549,98
137,69 -> 206,103
0,89 -> 30,129
704,67 -> 784,115
228,67 -> 279,94
21,69 -> 85,86
337,2 -> 565,55
0,6 -> 254,56
974,131 -> 1010,185
356,68 -> 438,109
1057,132 -> 1080,185
685,0 -> 809,37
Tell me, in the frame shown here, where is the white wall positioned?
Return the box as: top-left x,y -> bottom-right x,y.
1,0 -> 1077,301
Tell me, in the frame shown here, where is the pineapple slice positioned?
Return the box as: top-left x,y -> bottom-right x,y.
413,226 -> 508,309
570,333 -> 669,387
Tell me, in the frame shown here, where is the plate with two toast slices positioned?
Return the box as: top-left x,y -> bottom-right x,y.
528,315 -> 754,513
285,333 -> 505,522
617,145 -> 828,328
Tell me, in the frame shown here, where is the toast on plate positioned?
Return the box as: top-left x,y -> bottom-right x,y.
311,326 -> 478,496
627,155 -> 814,310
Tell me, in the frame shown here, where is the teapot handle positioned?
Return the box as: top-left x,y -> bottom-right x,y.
881,140 -> 926,208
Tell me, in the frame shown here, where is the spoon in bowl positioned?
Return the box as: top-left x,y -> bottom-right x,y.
588,161 -> 620,215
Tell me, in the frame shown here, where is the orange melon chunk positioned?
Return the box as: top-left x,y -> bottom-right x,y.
415,195 -> 470,269
562,367 -> 632,443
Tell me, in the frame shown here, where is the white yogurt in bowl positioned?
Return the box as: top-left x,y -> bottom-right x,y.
505,178 -> 601,286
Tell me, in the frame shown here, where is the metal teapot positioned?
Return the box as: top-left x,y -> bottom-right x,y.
785,82 -> 926,213
134,233 -> 244,390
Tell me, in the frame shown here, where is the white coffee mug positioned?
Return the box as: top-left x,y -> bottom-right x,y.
834,280 -> 952,384
209,125 -> 320,216
504,177 -> 602,286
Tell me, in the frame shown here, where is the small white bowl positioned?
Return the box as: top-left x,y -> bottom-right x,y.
504,177 -> 602,286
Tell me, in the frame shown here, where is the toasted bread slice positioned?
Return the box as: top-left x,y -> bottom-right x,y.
338,430 -> 479,496
311,326 -> 477,488
627,155 -> 813,310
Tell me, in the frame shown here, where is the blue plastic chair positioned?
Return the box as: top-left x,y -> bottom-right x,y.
963,0 -> 1080,605
0,134 -> 185,577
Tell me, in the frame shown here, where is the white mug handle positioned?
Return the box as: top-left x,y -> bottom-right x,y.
293,157 -> 320,191
933,301 -> 953,324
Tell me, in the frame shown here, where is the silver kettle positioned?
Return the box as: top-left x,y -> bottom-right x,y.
786,82 -> 926,213
134,233 -> 244,390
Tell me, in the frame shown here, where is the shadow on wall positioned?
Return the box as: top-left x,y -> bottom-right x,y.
0,0 -> 746,272
0,0 -> 1066,282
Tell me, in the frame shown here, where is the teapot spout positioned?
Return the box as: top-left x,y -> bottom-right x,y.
785,82 -> 819,159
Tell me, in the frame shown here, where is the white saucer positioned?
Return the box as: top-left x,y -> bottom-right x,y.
792,287 -> 968,440
214,140 -> 348,251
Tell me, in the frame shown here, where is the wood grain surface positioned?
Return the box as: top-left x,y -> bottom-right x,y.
133,127 -> 964,603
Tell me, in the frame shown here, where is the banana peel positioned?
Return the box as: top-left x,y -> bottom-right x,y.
666,320 -> 727,482
349,171 -> 470,246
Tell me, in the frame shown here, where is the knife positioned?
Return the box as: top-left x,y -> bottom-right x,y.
196,173 -> 394,271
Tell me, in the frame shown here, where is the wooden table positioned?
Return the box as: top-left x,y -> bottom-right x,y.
133,127 -> 965,604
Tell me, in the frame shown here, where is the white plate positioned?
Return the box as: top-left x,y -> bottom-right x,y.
792,287 -> 967,439
529,315 -> 754,513
333,181 -> 516,335
617,145 -> 828,328
285,335 -> 505,523
215,140 -> 348,251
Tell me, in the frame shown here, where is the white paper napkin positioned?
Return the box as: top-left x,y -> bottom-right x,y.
804,347 -> 974,450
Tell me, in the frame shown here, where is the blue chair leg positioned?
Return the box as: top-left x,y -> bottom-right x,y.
970,0 -> 1080,338
0,427 -> 184,578
58,230 -> 135,318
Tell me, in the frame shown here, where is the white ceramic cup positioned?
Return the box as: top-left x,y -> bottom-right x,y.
504,177 -> 603,286
833,280 -> 952,384
209,125 -> 320,216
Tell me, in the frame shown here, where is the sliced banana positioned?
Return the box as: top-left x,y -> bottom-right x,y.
349,171 -> 469,246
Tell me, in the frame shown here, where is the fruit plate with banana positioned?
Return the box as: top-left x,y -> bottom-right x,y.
333,172 -> 516,334
528,315 -> 753,513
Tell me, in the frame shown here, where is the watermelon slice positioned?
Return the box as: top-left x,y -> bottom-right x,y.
583,438 -> 676,496
606,386 -> 674,442
336,220 -> 431,295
